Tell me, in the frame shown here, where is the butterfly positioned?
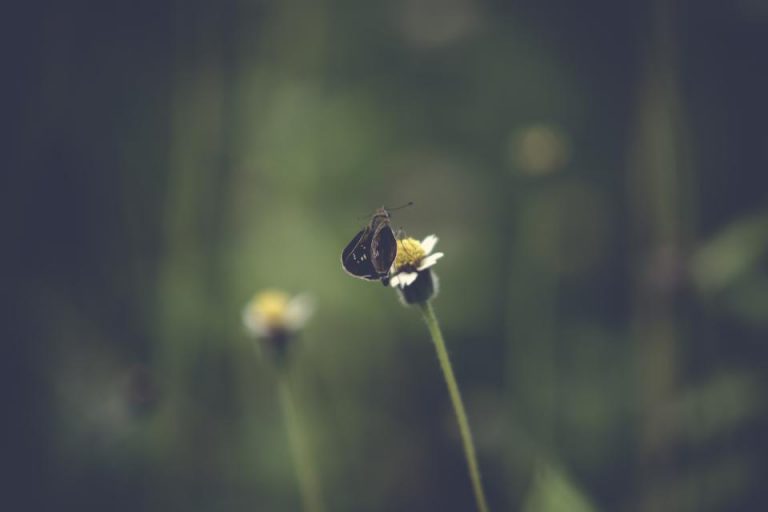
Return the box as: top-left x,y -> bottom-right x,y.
341,207 -> 398,281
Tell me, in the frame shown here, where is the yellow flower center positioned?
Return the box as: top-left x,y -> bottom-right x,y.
394,237 -> 426,271
250,290 -> 290,328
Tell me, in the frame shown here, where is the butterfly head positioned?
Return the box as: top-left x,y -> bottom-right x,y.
368,207 -> 391,227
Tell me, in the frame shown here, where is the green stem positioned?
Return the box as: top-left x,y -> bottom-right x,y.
277,373 -> 326,512
419,301 -> 490,512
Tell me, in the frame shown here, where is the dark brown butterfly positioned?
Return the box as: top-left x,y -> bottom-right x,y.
341,207 -> 398,281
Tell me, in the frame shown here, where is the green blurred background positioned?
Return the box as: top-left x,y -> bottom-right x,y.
10,0 -> 768,510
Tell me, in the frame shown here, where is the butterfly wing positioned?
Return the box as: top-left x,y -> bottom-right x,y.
371,223 -> 397,275
341,228 -> 380,280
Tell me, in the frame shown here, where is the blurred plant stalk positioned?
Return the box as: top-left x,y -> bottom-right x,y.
628,0 -> 694,510
278,372 -> 327,512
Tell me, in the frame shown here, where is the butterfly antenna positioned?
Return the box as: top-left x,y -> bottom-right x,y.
385,201 -> 414,212
356,202 -> 412,219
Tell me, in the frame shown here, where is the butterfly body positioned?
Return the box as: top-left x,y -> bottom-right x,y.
341,207 -> 398,281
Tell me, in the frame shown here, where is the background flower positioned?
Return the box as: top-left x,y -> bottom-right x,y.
243,290 -> 315,338
243,290 -> 315,362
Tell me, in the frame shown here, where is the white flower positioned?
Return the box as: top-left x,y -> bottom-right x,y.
389,234 -> 445,289
242,290 -> 315,338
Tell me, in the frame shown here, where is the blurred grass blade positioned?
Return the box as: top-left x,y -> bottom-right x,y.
523,462 -> 598,512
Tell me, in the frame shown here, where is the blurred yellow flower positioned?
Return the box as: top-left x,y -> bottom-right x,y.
242,289 -> 315,339
509,123 -> 570,176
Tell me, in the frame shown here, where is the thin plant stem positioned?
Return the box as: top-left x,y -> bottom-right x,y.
419,301 -> 490,512
277,373 -> 326,512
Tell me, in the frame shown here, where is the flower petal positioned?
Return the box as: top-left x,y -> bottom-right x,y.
417,252 -> 444,271
242,306 -> 267,337
420,235 -> 439,255
389,274 -> 403,287
284,293 -> 315,330
399,272 -> 419,288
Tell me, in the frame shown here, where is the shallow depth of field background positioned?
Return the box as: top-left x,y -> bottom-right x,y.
10,1 -> 768,511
